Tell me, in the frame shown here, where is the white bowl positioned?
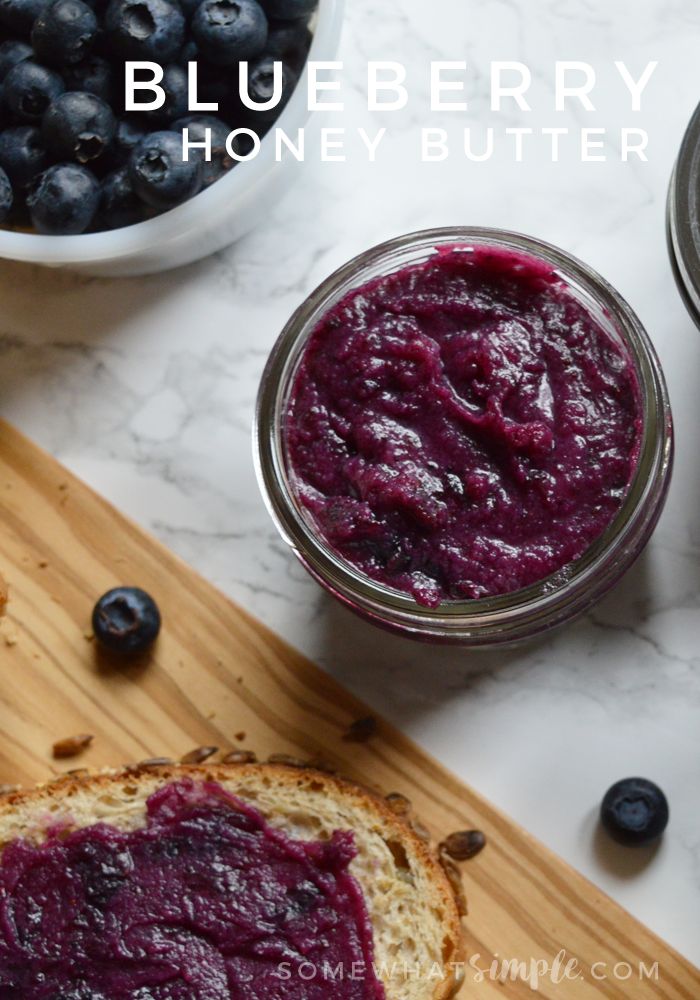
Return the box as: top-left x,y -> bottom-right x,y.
0,0 -> 344,277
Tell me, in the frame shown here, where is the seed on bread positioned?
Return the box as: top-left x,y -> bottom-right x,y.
180,745 -> 218,764
440,829 -> 486,862
266,752 -> 308,768
222,749 -> 257,764
411,816 -> 432,842
385,791 -> 413,817
134,757 -> 174,769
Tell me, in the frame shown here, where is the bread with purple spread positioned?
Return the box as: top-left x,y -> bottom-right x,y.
0,762 -> 464,999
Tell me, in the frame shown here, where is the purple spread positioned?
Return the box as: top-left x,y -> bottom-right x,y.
0,780 -> 384,999
286,246 -> 643,607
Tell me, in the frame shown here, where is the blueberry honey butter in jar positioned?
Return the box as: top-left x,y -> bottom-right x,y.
255,228 -> 674,645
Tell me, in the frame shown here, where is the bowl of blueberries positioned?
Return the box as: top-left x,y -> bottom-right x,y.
0,0 -> 342,274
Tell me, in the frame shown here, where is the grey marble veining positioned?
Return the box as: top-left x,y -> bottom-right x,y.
0,0 -> 699,969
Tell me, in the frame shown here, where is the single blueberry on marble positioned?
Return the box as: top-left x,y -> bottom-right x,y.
600,778 -> 669,846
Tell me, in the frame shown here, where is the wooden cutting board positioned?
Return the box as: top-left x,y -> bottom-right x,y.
0,418 -> 696,999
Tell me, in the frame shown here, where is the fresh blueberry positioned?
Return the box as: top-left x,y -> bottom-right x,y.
600,777 -> 669,847
92,586 -> 161,654
0,124 -> 47,186
0,39 -> 32,81
177,0 -> 201,19
26,161 -> 98,232
142,61 -> 188,123
105,0 -> 185,62
63,54 -> 113,103
0,0 -> 50,35
191,0 -> 267,67
0,164 -> 12,220
171,113 -> 233,185
42,90 -> 115,163
105,113 -> 145,166
129,127 -> 202,208
258,0 -> 315,20
177,36 -> 198,61
45,100 -> 103,162
31,0 -> 98,66
264,17 -> 310,72
2,60 -> 64,121
241,53 -> 295,122
95,165 -> 143,228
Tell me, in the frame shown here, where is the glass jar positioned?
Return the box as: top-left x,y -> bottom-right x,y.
255,228 -> 674,646
668,102 -> 700,327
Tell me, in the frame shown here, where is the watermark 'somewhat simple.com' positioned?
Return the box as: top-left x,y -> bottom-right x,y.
255,951 -> 662,991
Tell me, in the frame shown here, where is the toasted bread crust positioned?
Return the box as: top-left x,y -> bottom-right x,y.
0,762 -> 464,1000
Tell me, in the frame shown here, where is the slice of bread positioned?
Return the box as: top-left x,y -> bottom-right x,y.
0,761 -> 465,999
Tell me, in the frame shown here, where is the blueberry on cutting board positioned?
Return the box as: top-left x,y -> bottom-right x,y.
92,586 -> 161,654
600,777 -> 669,847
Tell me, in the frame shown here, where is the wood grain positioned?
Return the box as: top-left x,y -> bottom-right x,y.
0,418 -> 696,999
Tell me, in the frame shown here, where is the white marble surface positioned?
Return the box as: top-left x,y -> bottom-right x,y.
0,0 -> 699,971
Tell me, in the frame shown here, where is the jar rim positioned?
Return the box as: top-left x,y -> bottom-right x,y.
255,226 -> 673,643
668,101 -> 700,327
